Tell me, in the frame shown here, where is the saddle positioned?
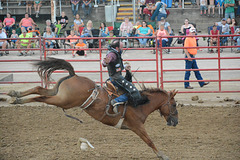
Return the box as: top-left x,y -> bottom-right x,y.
104,80 -> 121,98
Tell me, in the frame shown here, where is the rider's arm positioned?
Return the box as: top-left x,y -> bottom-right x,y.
102,52 -> 117,67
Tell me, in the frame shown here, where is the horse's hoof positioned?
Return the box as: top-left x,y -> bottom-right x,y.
8,97 -> 22,104
7,90 -> 20,97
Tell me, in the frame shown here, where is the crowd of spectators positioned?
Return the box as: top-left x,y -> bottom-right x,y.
0,0 -> 239,57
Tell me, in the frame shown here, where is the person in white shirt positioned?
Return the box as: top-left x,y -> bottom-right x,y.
0,27 -> 7,56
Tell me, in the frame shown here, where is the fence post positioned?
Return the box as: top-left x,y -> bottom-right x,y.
217,34 -> 221,92
155,36 -> 159,88
99,37 -> 103,86
159,36 -> 164,89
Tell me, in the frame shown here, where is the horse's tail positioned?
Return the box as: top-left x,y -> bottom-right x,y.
35,58 -> 75,83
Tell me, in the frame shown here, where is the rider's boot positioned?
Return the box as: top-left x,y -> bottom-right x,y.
111,99 -> 120,114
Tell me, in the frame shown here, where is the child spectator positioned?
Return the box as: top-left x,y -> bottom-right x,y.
34,0 -> 42,18
200,0 -> 207,16
209,25 -> 219,53
73,39 -> 87,57
3,13 -> 15,32
73,14 -> 84,35
57,12 -> 68,30
10,29 -> 18,48
156,24 -> 169,48
107,31 -> 116,44
26,1 -> 33,15
208,0 -> 215,17
66,30 -> 79,55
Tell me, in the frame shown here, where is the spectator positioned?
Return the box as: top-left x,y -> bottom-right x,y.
26,1 -> 33,15
73,14 -> 84,35
180,18 -> 194,35
137,21 -> 151,47
3,13 -> 15,32
34,0 -> 42,18
73,39 -> 87,57
99,22 -> 109,37
82,0 -> 92,17
10,29 -> 18,48
0,27 -> 7,56
143,0 -> 156,19
45,19 -> 57,34
217,0 -> 224,17
159,17 -> 173,53
200,0 -> 207,16
174,0 -> 182,8
184,27 -> 209,89
27,25 -> 40,47
107,31 -> 116,44
17,29 -> 31,56
19,13 -> 37,31
43,26 -> 56,55
138,0 -> 146,19
237,0 -> 240,17
208,0 -> 215,17
209,25 -> 219,53
224,0 -> 235,19
71,0 -> 81,16
226,18 -> 232,25
219,18 -> 230,45
65,30 -> 79,55
229,18 -> 237,28
150,0 -> 167,21
120,17 -> 133,37
233,27 -> 240,53
156,24 -> 169,48
57,12 -> 68,30
81,20 -> 93,44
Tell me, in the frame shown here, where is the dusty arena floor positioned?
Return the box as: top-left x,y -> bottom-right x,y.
0,105 -> 239,160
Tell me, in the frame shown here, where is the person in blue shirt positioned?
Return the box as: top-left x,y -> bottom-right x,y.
137,21 -> 151,48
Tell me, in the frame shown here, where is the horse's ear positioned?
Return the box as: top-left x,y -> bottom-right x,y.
142,83 -> 147,90
169,89 -> 178,98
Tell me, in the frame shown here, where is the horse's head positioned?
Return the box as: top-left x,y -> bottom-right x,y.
159,89 -> 178,127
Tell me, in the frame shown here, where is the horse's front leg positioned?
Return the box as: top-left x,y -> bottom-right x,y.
129,123 -> 169,160
7,86 -> 57,98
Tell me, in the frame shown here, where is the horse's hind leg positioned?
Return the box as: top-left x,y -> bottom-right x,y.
7,86 -> 57,98
9,95 -> 64,107
130,124 -> 169,160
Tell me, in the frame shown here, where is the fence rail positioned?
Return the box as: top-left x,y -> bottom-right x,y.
0,34 -> 239,94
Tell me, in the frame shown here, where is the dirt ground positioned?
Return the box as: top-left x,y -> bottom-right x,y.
0,105 -> 240,160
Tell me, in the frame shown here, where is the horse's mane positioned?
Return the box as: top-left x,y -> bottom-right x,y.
140,87 -> 168,95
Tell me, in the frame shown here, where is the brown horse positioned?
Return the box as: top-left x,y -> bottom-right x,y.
7,58 -> 178,160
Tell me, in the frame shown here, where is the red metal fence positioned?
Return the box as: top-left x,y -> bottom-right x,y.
0,35 -> 239,94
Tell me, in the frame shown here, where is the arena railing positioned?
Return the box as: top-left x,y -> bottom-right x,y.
158,34 -> 240,93
0,35 -> 239,94
43,36 -> 160,87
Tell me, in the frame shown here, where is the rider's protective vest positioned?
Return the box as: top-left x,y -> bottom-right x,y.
106,48 -> 124,79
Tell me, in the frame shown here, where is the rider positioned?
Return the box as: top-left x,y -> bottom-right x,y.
102,40 -> 142,113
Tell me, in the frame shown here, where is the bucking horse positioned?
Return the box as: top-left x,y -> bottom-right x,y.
7,58 -> 178,160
